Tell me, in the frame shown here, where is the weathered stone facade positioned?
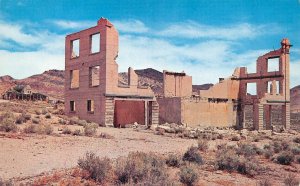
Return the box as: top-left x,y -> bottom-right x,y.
158,39 -> 291,130
65,18 -> 158,127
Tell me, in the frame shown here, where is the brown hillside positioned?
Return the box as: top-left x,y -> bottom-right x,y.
1,69 -> 299,112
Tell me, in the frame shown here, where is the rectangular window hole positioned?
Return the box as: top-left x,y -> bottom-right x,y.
268,81 -> 280,94
267,58 -> 279,72
89,66 -> 100,87
70,101 -> 75,112
70,70 -> 80,88
87,100 -> 94,112
91,33 -> 100,53
246,83 -> 257,95
71,39 -> 80,58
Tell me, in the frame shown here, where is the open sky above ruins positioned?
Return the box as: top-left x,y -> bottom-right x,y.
0,0 -> 299,87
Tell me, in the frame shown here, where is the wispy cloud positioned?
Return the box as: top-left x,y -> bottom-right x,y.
159,21 -> 279,40
113,20 -> 149,33
1,18 -> 297,88
0,21 -> 40,46
51,20 -> 94,30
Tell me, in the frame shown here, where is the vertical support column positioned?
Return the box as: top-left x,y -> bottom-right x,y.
151,101 -> 159,125
144,101 -> 148,126
239,104 -> 246,129
104,97 -> 114,127
254,104 -> 264,130
264,105 -> 272,130
282,103 -> 290,130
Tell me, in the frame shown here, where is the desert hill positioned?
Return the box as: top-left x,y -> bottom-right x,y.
1,68 -> 299,112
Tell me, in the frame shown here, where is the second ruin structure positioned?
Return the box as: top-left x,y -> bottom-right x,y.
65,18 -> 291,130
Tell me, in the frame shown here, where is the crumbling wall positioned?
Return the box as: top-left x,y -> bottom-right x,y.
163,71 -> 192,98
65,18 -> 158,126
181,98 -> 236,127
157,97 -> 182,124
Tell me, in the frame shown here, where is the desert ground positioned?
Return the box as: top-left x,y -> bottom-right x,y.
0,100 -> 300,185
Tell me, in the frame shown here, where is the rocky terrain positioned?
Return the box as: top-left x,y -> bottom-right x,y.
0,100 -> 299,185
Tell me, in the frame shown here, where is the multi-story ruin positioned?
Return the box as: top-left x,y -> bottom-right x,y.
65,18 -> 159,127
159,39 -> 291,130
65,18 -> 291,130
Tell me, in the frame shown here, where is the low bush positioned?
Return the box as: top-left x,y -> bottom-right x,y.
284,173 -> 299,186
293,137 -> 300,144
0,178 -> 13,186
42,109 -> 48,115
23,113 -> 31,120
15,115 -> 25,124
182,147 -> 204,165
84,123 -> 98,136
166,154 -> 181,167
23,124 -> 37,133
275,152 -> 294,165
296,156 -> 300,164
58,119 -> 67,125
258,179 -> 272,186
291,145 -> 300,155
0,118 -> 17,132
197,139 -> 208,152
77,119 -> 88,126
271,140 -> 290,153
231,135 -> 240,141
216,147 -> 260,176
32,118 -> 40,124
236,143 -> 262,157
73,129 -> 82,136
35,109 -> 41,115
45,113 -> 51,119
44,124 -> 53,135
216,148 -> 240,172
98,132 -> 113,139
68,117 -> 78,125
62,127 -> 72,134
179,165 -> 198,186
114,152 -> 169,185
78,152 -> 112,183
236,157 -> 260,176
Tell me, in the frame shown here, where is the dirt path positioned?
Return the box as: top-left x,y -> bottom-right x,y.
0,127 -> 197,180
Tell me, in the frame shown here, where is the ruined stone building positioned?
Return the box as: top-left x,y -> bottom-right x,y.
65,18 -> 159,127
158,39 -> 291,130
65,18 -> 291,130
2,85 -> 48,101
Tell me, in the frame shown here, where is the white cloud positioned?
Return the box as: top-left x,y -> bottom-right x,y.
113,20 -> 149,33
1,18 -> 297,89
159,21 -> 278,40
0,50 -> 64,79
52,20 -> 94,30
0,20 -> 65,78
0,21 -> 40,46
118,35 -> 269,85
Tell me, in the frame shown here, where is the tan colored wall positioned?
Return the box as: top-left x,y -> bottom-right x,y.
158,97 -> 236,127
163,71 -> 192,97
181,99 -> 236,128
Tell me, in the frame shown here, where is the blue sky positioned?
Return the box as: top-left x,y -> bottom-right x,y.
0,0 -> 299,87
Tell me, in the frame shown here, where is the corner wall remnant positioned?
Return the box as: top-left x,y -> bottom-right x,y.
65,18 -> 158,127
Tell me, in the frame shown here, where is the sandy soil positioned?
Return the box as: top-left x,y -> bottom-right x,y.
0,127 -> 197,180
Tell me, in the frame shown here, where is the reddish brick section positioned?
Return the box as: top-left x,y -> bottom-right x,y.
65,18 -> 158,127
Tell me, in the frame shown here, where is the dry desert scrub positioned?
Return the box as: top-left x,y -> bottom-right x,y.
0,112 -> 17,132
179,165 -> 199,186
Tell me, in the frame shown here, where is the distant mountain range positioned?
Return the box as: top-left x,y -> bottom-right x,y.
1,68 -> 299,112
